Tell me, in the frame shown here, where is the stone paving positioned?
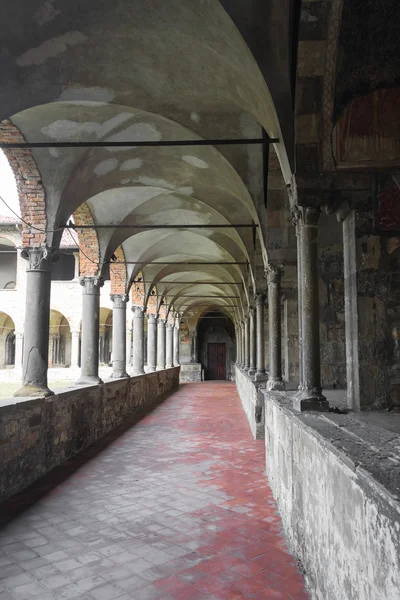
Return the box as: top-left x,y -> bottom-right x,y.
0,382 -> 310,600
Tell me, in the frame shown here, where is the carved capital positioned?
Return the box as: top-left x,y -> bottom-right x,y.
266,263 -> 284,285
79,276 -> 104,295
111,294 -> 129,308
132,304 -> 145,318
157,318 -> 166,327
299,205 -> 321,226
147,313 -> 158,323
254,292 -> 265,305
21,246 -> 59,272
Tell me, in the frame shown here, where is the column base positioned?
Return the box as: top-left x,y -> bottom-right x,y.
248,368 -> 256,378
166,363 -> 174,369
14,384 -> 54,398
267,378 -> 285,391
110,371 -> 130,379
147,367 -> 156,373
75,375 -> 103,386
293,389 -> 329,412
131,369 -> 145,377
156,366 -> 166,371
255,370 -> 267,382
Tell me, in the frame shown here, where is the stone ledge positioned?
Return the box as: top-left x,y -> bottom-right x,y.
235,366 -> 267,440
262,389 -> 400,600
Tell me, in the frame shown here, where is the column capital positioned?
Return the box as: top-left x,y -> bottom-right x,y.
21,245 -> 59,272
158,318 -> 166,326
110,294 -> 129,307
166,322 -> 174,330
147,312 -> 158,323
79,276 -> 104,295
254,292 -> 266,305
265,263 -> 284,285
132,304 -> 144,317
292,204 -> 321,227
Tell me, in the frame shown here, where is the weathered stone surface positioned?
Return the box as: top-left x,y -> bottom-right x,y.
263,390 -> 400,600
235,366 -> 266,439
179,363 -> 202,382
0,368 -> 180,502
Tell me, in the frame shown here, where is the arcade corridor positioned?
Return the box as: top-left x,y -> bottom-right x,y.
0,383 -> 308,600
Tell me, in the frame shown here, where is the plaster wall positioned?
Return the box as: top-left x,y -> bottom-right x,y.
235,366 -> 265,439
263,390 -> 400,600
0,367 -> 180,502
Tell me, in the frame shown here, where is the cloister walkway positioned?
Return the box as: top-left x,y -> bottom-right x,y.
0,383 -> 309,600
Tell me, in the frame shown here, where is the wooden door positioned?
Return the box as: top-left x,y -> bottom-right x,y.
208,343 -> 226,380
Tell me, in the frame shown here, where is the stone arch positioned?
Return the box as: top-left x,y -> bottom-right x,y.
0,120 -> 47,246
49,309 -> 72,367
0,312 -> 15,368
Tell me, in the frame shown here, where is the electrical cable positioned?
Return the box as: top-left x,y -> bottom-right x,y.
0,194 -> 64,234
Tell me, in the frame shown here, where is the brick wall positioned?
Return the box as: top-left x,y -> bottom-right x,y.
73,203 -> 100,277
131,272 -> 145,306
0,120 -> 46,246
110,246 -> 127,295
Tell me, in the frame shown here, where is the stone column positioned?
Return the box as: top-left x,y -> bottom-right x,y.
131,306 -> 145,376
76,276 -> 104,385
240,321 -> 245,368
294,209 -> 304,390
248,307 -> 256,376
70,330 -> 80,369
15,246 -> 58,397
255,293 -> 266,379
110,294 -> 129,379
166,323 -> 174,368
14,332 -> 24,370
236,325 -> 241,366
73,252 -> 80,280
190,331 -> 198,362
294,206 -> 329,411
244,315 -> 250,371
126,325 -> 132,368
147,313 -> 158,372
267,264 -> 285,391
157,318 -> 166,370
173,315 -> 180,366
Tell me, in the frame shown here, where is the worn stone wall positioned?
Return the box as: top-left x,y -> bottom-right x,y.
263,390 -> 400,600
235,367 -> 265,439
0,368 -> 180,502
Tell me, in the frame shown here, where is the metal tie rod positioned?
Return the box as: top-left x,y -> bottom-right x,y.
69,224 -> 258,229
111,261 -> 248,265
133,281 -> 243,285
0,137 -> 279,149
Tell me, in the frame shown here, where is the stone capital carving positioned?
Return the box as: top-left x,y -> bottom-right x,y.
132,304 -> 144,318
254,292 -> 265,305
166,323 -> 174,330
147,313 -> 158,323
266,263 -> 284,285
79,276 -> 104,295
111,294 -> 129,308
21,246 -> 59,272
157,318 -> 166,327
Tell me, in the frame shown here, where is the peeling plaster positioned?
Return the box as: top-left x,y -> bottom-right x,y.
94,158 -> 119,177
183,155 -> 209,169
58,87 -> 115,104
35,1 -> 60,26
138,176 -> 175,190
49,148 -> 60,158
191,112 -> 200,123
120,179 -> 130,185
41,119 -> 100,139
17,32 -> 87,67
120,158 -> 143,172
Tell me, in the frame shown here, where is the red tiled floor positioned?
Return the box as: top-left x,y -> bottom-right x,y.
0,382 -> 310,599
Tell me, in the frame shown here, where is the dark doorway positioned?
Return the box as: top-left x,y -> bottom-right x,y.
208,343 -> 226,380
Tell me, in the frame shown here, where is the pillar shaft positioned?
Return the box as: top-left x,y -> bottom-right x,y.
173,316 -> 180,366
126,327 -> 132,368
255,293 -> 266,378
157,318 -> 166,370
110,294 -> 129,378
267,265 -> 285,391
132,306 -> 145,375
293,206 -> 328,411
240,322 -> 245,368
15,247 -> 57,397
147,314 -> 157,372
76,276 -> 104,385
166,324 -> 174,368
236,326 -> 241,366
70,330 -> 80,368
244,315 -> 250,371
249,307 -> 256,376
295,212 -> 304,390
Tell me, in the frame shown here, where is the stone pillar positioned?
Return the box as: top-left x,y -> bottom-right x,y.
157,318 -> 166,370
190,331 -> 198,362
73,252 -> 80,280
14,332 -> 24,370
110,294 -> 129,379
147,313 -> 158,372
76,276 -> 104,385
126,325 -> 132,368
255,293 -> 266,378
244,315 -> 250,371
166,323 -> 174,368
15,246 -> 58,397
248,307 -> 256,376
131,306 -> 145,376
240,321 -> 245,368
173,315 -> 180,366
236,325 -> 241,366
294,206 -> 328,411
294,209 -> 304,390
70,330 -> 80,369
267,264 -> 285,391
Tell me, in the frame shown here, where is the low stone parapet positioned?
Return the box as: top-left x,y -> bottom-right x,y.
0,367 -> 180,502
235,366 -> 267,439
262,389 -> 400,600
179,363 -> 202,382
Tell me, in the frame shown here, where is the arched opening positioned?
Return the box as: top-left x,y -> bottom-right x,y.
0,312 -> 15,368
99,308 -> 112,365
197,311 -> 236,381
49,310 -> 72,367
0,237 -> 17,290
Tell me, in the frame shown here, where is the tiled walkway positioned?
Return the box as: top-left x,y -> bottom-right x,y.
0,382 -> 310,600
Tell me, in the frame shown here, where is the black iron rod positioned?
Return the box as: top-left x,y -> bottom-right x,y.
113,261 -> 247,265
0,137 -> 278,149
133,281 -> 243,285
168,295 -> 240,298
70,224 -> 258,229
